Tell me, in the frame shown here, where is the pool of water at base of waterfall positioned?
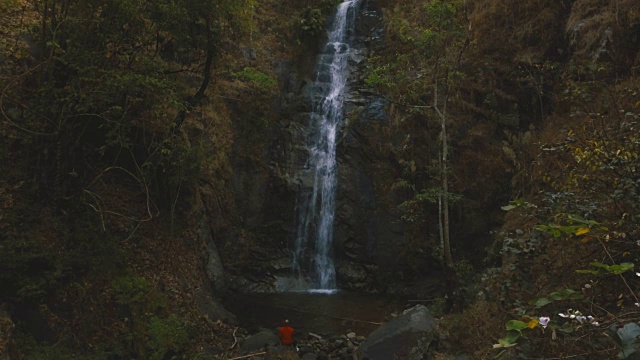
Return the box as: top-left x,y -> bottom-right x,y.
223,291 -> 406,337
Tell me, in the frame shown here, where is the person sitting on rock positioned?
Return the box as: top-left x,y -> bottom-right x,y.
278,319 -> 296,348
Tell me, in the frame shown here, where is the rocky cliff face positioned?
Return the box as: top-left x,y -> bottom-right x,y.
223,0 -> 406,293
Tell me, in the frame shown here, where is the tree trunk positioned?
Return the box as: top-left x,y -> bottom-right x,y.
434,81 -> 453,269
172,19 -> 216,135
435,80 -> 457,313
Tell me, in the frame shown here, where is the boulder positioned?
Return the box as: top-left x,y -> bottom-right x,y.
194,289 -> 237,325
301,353 -> 318,360
196,216 -> 226,296
355,305 -> 435,360
240,330 -> 280,353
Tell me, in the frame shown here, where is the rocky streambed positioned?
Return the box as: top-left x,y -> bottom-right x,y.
224,305 -> 437,360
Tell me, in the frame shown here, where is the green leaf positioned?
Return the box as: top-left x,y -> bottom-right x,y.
549,292 -> 563,300
506,320 -> 528,332
534,297 -> 553,308
590,261 -> 609,269
494,331 -> 520,348
501,204 -> 517,211
610,263 -> 634,275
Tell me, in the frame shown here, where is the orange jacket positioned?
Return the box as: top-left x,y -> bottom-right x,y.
278,325 -> 294,345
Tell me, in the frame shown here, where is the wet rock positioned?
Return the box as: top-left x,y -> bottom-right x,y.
348,49 -> 365,65
335,263 -> 373,290
355,305 -> 436,360
358,97 -> 389,123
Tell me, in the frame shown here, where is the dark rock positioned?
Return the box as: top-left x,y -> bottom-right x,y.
240,330 -> 280,353
241,47 -> 257,61
302,353 -> 318,360
194,289 -> 237,325
335,263 -> 369,289
198,217 -> 226,296
355,305 -> 436,360
358,97 -> 389,123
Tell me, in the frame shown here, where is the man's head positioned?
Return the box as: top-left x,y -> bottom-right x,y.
284,319 -> 289,325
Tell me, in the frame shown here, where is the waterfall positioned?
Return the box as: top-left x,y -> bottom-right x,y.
292,0 -> 360,291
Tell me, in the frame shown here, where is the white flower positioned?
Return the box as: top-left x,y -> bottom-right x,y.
539,317 -> 550,328
559,312 -> 569,318
576,315 -> 586,323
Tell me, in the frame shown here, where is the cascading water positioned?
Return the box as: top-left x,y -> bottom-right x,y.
292,0 -> 360,292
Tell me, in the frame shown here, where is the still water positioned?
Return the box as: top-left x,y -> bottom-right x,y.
224,291 -> 404,337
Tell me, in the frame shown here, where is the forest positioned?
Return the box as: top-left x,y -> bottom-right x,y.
1,0 -> 639,359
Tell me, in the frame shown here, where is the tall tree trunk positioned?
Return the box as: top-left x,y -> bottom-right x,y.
435,79 -> 457,313
434,80 -> 452,269
172,19 -> 216,134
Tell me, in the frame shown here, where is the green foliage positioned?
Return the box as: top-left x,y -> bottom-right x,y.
146,315 -> 189,360
112,276 -> 152,305
531,288 -> 583,308
398,187 -> 462,223
13,332 -> 111,360
500,198 -> 532,211
299,7 -> 325,38
0,0 -> 18,11
535,214 -> 605,238
365,64 -> 396,91
506,319 -> 528,332
493,329 -> 520,348
234,67 -> 277,91
111,275 -> 190,359
423,0 -> 459,31
0,241 -> 61,302
319,0 -> 342,12
576,262 -> 634,276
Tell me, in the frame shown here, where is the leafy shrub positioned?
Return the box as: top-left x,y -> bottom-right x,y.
112,276 -> 152,305
299,8 -> 324,39
146,315 -> 189,360
234,67 -> 277,91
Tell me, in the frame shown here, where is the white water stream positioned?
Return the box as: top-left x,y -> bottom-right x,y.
292,0 -> 360,291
